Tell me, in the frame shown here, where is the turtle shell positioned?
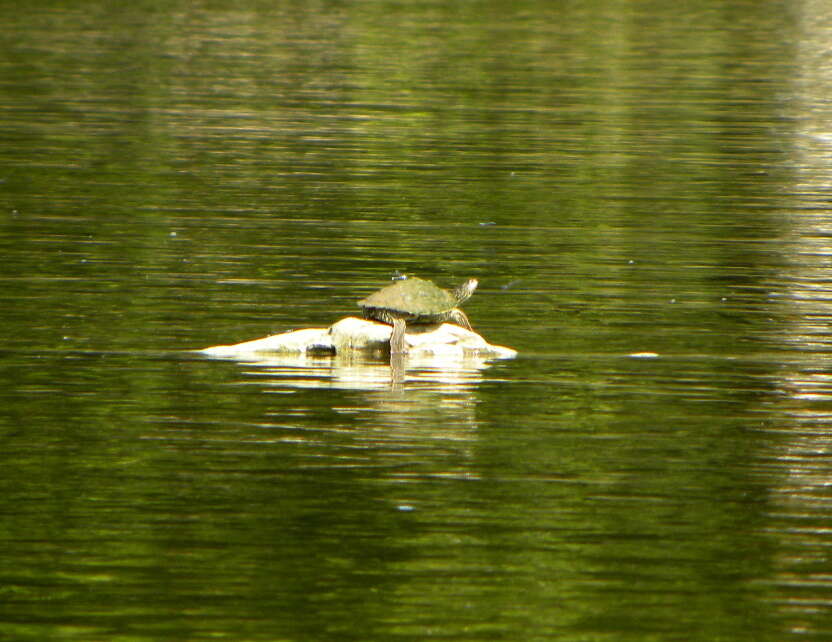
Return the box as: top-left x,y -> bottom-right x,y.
358,277 -> 457,316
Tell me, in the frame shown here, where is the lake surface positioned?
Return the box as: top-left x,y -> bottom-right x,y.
3,0 -> 832,640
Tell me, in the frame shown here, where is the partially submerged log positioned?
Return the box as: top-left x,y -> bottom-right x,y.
200,316 -> 516,361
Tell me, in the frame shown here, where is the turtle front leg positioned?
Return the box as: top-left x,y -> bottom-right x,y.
390,318 -> 408,354
448,308 -> 473,331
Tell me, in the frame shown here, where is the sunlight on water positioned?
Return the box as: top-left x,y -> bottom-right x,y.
3,0 -> 832,640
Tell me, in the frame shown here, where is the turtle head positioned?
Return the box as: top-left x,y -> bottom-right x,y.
453,278 -> 478,304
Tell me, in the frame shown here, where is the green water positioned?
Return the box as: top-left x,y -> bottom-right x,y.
2,0 -> 832,640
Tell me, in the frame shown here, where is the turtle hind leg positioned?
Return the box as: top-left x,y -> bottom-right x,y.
449,308 -> 473,331
390,318 -> 408,354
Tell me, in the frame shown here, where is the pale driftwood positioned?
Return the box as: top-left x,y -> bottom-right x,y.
199,316 -> 516,361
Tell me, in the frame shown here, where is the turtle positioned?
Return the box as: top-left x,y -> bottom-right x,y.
358,276 -> 478,355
